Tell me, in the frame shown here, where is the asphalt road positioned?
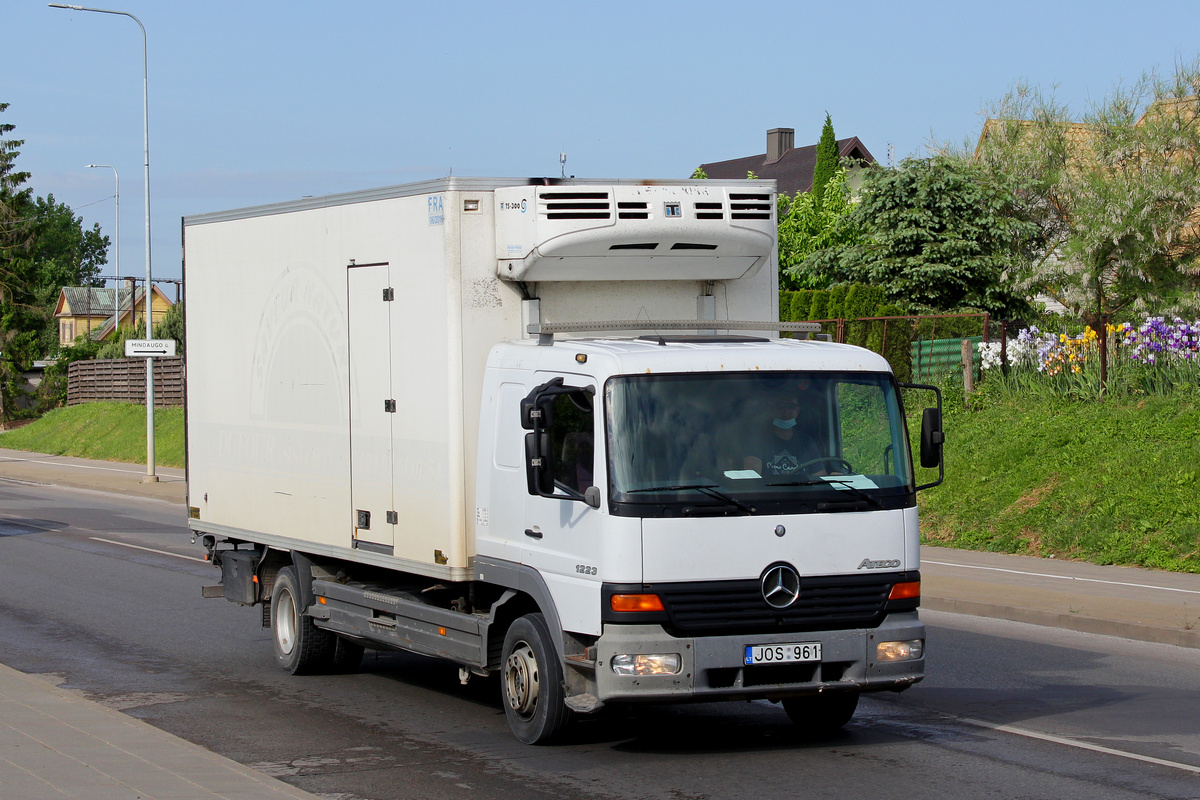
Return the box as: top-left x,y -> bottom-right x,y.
2,477 -> 1198,800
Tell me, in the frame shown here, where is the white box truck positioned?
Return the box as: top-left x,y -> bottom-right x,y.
184,177 -> 944,744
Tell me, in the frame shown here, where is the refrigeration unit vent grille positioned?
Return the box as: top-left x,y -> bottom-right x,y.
728,193 -> 772,219
540,191 -> 612,220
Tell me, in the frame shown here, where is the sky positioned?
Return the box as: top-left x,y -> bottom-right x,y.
5,0 -> 1200,288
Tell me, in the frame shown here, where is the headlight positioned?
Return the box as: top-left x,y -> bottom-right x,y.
876,639 -> 924,662
610,653 -> 682,676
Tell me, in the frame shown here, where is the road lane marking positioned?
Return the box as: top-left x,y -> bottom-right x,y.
0,455 -> 181,478
89,537 -> 207,563
923,560 -> 1200,597
959,715 -> 1200,775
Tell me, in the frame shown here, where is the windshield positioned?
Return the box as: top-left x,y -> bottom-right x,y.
606,371 -> 914,517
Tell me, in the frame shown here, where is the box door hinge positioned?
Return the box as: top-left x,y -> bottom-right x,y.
382,287 -> 395,301
384,399 -> 396,413
386,511 -> 398,524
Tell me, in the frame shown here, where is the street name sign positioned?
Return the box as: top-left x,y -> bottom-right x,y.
125,339 -> 177,357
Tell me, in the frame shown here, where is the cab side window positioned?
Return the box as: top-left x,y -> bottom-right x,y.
551,392 -> 593,494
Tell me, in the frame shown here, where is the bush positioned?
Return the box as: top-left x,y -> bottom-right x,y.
35,335 -> 103,412
780,284 -> 918,377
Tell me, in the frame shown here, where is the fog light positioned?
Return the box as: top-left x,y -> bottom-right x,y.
611,653 -> 682,676
876,639 -> 924,662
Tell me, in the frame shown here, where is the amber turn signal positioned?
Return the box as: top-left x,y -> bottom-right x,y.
889,581 -> 920,600
610,594 -> 665,612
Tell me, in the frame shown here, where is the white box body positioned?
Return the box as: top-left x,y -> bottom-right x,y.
183,178 -> 778,580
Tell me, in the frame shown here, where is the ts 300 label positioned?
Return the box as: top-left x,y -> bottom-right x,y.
575,564 -> 597,575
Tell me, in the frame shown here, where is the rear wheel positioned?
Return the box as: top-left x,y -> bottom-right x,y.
501,613 -> 574,744
782,691 -> 859,733
271,565 -> 335,674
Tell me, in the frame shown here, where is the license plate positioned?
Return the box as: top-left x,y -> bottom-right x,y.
744,642 -> 822,666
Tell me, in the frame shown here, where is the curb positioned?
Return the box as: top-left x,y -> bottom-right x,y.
923,596 -> 1200,649
0,664 -> 322,800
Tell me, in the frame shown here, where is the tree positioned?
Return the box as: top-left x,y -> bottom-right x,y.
812,113 -> 838,208
972,60 -> 1200,326
0,105 -> 108,420
0,102 -> 33,273
778,166 -> 860,290
690,165 -> 708,179
0,102 -> 35,422
3,195 -> 108,363
154,298 -> 183,353
817,157 -> 1037,316
96,323 -> 142,360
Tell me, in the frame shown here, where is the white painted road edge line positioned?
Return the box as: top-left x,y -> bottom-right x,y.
89,537 -> 207,563
923,560 -> 1200,597
960,715 -> 1200,775
0,455 -> 181,478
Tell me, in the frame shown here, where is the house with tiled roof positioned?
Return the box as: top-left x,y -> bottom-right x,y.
698,128 -> 877,195
53,284 -> 173,346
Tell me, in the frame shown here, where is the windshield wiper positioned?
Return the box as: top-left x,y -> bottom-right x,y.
625,484 -> 756,514
767,478 -> 884,510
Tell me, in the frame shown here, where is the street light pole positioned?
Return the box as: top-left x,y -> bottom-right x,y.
52,3 -> 157,482
85,163 -> 119,337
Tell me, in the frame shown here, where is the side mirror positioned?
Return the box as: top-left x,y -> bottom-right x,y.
521,394 -> 555,431
920,407 -> 944,469
521,378 -> 598,505
524,432 -> 554,496
900,381 -> 945,491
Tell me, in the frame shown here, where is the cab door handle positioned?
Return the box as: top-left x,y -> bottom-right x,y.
524,528 -> 543,539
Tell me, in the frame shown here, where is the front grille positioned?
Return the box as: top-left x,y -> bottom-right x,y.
706,660 -> 850,689
644,572 -> 908,637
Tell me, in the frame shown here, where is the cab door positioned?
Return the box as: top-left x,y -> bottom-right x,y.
520,372 -> 607,636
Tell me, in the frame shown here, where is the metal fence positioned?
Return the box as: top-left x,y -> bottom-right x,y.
911,336 -> 984,383
67,357 -> 184,407
801,312 -> 989,382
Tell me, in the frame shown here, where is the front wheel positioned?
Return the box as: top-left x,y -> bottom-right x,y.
271,565 -> 335,674
782,691 -> 859,733
500,613 -> 574,744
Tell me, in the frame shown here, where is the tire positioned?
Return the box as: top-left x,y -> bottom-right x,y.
500,613 -> 574,744
271,565 -> 335,674
782,691 -> 859,733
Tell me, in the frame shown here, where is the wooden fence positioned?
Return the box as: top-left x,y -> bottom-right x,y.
67,357 -> 184,407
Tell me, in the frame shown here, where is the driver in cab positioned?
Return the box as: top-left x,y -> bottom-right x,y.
744,387 -> 821,478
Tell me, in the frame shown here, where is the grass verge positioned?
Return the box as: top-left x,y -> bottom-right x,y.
0,402 -> 184,468
919,389 -> 1200,573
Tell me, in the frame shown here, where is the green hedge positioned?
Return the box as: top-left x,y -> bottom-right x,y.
781,284 -> 909,379
780,284 -> 988,383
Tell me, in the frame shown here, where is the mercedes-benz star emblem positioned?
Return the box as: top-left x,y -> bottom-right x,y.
761,564 -> 801,608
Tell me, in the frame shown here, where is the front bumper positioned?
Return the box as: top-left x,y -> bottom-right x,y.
593,612 -> 924,704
